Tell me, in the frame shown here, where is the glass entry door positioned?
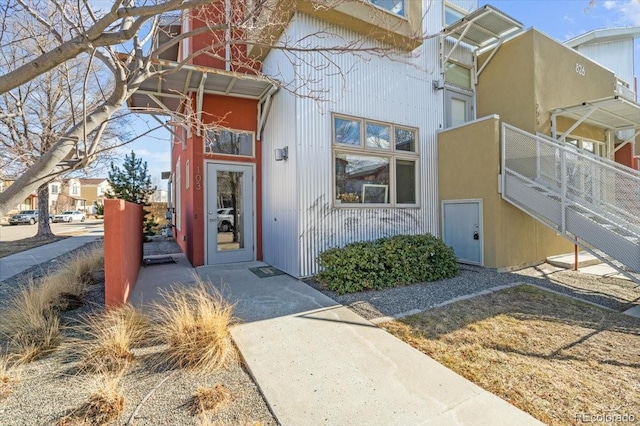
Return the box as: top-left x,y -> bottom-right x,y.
206,163 -> 254,264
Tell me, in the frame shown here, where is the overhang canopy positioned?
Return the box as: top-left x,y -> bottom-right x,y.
127,59 -> 279,139
551,96 -> 640,133
128,60 -> 277,113
440,4 -> 523,84
442,4 -> 523,49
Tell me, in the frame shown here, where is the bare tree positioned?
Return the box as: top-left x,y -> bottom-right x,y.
0,23 -> 127,235
0,0 -> 431,217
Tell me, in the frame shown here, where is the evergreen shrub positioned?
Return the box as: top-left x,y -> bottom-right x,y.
316,234 -> 459,294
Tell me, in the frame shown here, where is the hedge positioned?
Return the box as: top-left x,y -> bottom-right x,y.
316,234 -> 459,294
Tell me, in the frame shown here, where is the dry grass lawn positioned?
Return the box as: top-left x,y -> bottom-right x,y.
382,285 -> 640,426
0,235 -> 69,258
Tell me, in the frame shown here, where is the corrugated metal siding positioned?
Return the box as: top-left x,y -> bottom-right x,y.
291,11 -> 448,277
576,40 -> 635,87
261,27 -> 300,277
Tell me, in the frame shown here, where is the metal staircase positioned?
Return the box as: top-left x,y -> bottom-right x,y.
501,124 -> 640,283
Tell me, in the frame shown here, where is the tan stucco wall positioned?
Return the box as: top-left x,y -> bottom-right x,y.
532,31 -> 615,140
439,116 -> 501,267
478,29 -> 616,142
477,31 -> 537,133
438,116 -> 574,269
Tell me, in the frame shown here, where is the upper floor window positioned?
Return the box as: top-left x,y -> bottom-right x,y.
370,0 -> 405,17
444,61 -> 472,90
205,129 -> 254,157
51,184 -> 59,195
565,136 -> 607,157
71,184 -> 79,195
444,2 -> 466,26
333,114 -> 419,207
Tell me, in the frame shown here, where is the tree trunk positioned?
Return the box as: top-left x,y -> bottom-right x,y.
37,183 -> 54,238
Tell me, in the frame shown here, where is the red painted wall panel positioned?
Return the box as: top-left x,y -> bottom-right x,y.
615,142 -> 634,169
104,199 -> 143,307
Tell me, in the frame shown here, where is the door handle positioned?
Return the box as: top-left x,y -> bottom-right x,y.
473,231 -> 479,240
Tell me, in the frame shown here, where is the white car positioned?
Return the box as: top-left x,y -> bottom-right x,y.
217,208 -> 234,232
53,210 -> 86,223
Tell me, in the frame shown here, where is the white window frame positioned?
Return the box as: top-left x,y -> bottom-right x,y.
369,0 -> 406,18
332,113 -> 420,208
204,128 -> 256,158
71,184 -> 79,196
444,60 -> 473,90
175,158 -> 181,231
565,135 -> 607,157
51,184 -> 59,195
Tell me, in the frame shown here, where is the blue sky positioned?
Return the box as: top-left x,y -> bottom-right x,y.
122,0 -> 640,180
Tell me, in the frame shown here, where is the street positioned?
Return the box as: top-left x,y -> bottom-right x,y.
0,219 -> 104,242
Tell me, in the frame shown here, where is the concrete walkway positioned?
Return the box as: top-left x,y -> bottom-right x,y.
0,235 -> 101,282
189,262 -> 543,426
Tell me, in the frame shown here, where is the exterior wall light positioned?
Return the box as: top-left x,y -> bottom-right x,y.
275,146 -> 289,161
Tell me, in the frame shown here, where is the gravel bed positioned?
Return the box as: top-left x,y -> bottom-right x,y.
0,238 -> 277,426
305,263 -> 640,320
0,239 -> 103,309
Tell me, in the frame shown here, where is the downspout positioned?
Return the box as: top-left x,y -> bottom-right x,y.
257,85 -> 279,140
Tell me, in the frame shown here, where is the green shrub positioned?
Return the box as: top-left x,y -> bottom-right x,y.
316,234 -> 458,294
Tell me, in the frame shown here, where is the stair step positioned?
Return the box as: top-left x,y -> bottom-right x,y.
547,252 -> 601,269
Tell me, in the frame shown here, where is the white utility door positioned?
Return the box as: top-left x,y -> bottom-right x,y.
442,200 -> 482,265
206,163 -> 254,264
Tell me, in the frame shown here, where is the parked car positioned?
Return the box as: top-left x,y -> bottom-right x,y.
217,208 -> 234,232
8,210 -> 39,225
52,210 -> 86,223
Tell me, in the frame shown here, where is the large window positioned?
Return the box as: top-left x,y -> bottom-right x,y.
444,61 -> 472,90
333,114 -> 419,207
204,129 -> 254,157
370,0 -> 405,17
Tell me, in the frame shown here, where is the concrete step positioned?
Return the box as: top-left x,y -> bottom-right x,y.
546,251 -> 601,269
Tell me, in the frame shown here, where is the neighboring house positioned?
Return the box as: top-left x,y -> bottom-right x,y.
49,178 -> 86,213
128,1 -> 640,277
79,178 -> 111,214
0,179 -> 36,213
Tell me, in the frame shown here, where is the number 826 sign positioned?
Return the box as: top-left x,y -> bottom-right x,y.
575,63 -> 586,76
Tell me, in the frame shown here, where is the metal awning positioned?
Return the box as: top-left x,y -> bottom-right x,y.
129,60 -> 277,111
551,96 -> 640,133
127,60 -> 279,139
551,96 -> 640,152
440,4 -> 523,83
442,4 -> 523,49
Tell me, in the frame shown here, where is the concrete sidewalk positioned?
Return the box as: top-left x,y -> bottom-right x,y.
0,235 -> 101,282
196,262 -> 543,426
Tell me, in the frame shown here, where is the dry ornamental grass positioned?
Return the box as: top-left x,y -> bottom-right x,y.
74,304 -> 149,374
153,278 -> 237,372
0,356 -> 18,400
189,383 -> 233,415
0,248 -> 104,362
383,285 -> 640,426
59,376 -> 125,426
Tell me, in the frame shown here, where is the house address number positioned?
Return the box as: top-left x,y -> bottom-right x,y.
575,63 -> 586,76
